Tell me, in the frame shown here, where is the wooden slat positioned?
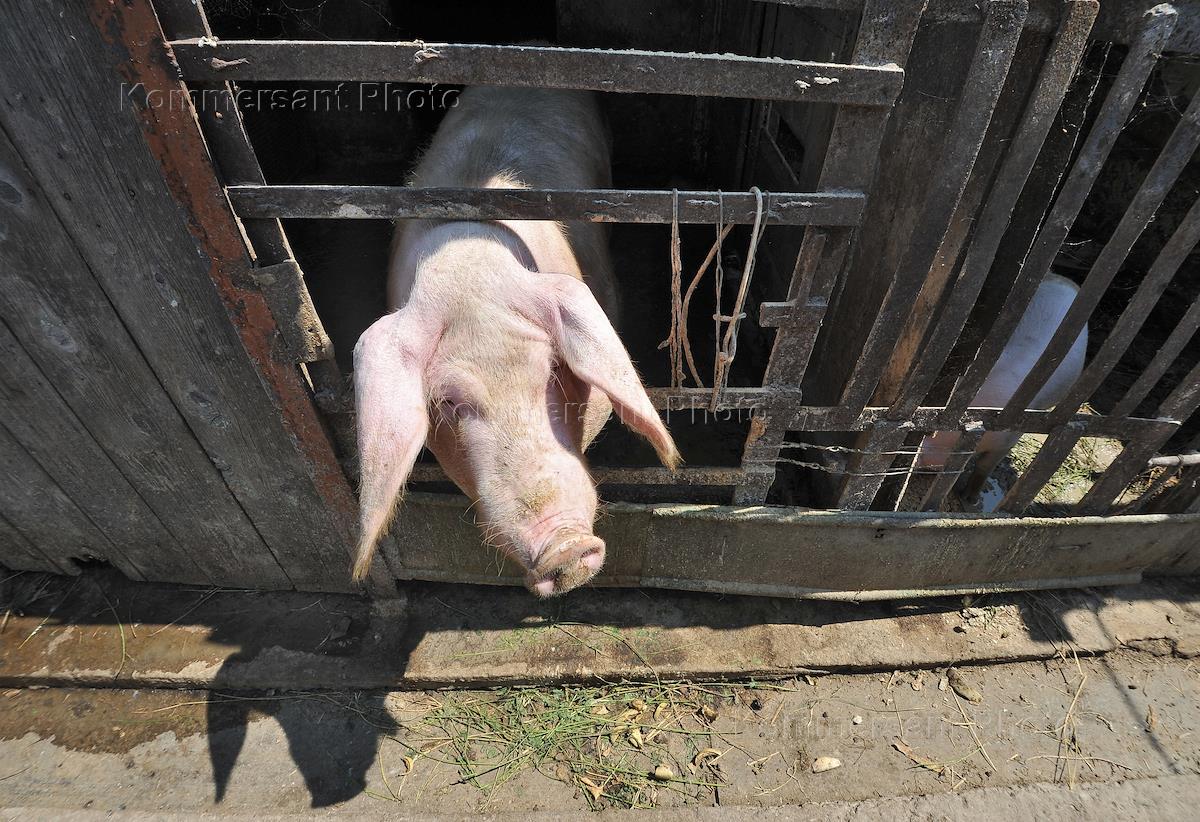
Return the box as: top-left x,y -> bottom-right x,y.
0,423 -> 105,576
1051,197 -> 1200,424
0,129 -> 276,587
1109,294 -> 1200,418
411,464 -> 746,487
879,3 -> 1099,511
388,492 -> 1200,598
836,0 -> 1028,509
1076,360 -> 1200,516
998,423 -> 1085,513
998,86 -> 1200,425
732,0 -> 927,505
226,186 -> 866,226
0,0 -> 362,591
945,6 -> 1177,417
169,40 -> 905,106
0,511 -> 63,576
890,1 -> 1098,418
0,321 -> 201,583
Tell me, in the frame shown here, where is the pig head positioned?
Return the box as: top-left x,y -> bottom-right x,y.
352,234 -> 678,596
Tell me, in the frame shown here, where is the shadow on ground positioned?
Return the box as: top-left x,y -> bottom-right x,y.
1,567 -> 1196,806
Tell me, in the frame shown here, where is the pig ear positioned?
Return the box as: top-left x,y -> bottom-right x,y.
351,311 -> 431,581
541,274 -> 680,469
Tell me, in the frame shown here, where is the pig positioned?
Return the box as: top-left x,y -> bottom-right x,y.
351,87 -> 679,596
916,272 -> 1087,493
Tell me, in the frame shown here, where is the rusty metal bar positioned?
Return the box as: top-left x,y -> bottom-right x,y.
169,39 -> 905,106
998,88 -> 1200,427
731,0 -> 927,505
1075,358 -> 1200,516
226,185 -> 866,226
944,5 -> 1177,419
835,0 -> 1028,510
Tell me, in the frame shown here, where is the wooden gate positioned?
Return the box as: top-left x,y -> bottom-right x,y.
1,0 -> 1198,598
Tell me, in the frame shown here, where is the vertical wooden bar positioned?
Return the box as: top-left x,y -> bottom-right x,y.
996,87 -> 1200,425
1000,197 -> 1200,515
1076,360 -> 1200,516
732,0 -> 926,504
836,0 -> 1028,510
944,6 -> 1177,419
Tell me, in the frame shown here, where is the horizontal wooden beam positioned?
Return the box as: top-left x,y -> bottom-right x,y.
169,40 -> 904,105
410,464 -> 745,487
388,492 -> 1200,599
225,185 -> 866,226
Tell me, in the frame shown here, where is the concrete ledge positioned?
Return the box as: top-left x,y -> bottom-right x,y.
0,571 -> 1197,690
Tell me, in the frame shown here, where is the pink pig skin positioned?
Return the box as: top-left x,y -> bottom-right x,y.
352,87 -> 678,596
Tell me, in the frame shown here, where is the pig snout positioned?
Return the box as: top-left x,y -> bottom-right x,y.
527,528 -> 606,598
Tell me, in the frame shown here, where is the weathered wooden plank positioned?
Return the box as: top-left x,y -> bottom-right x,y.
835,0 -> 1028,509
946,6 -> 1176,416
226,186 -> 866,227
248,261 -> 334,363
733,0 -> 927,505
0,321 -> 202,584
0,423 -> 105,577
890,2 -> 1098,418
389,492 -> 1200,599
170,40 -> 905,106
0,128 -> 281,588
411,464 -> 745,487
0,510 -> 62,576
998,85 -> 1200,424
0,0 -> 367,591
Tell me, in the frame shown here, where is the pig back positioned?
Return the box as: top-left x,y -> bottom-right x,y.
398,87 -> 618,318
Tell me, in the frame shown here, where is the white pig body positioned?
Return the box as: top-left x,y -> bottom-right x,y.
916,272 -> 1087,484
353,87 -> 677,596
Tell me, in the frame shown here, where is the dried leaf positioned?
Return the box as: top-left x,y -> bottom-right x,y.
630,698 -> 648,711
629,727 -> 644,749
590,705 -> 609,715
701,705 -> 719,722
654,702 -> 667,721
1146,704 -> 1158,733
811,756 -> 842,773
892,737 -> 945,775
693,747 -> 722,767
578,775 -> 604,802
948,668 -> 983,704
401,755 -> 414,773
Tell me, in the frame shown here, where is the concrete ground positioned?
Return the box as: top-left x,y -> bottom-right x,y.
0,571 -> 1198,818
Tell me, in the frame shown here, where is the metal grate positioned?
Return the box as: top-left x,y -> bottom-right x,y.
154,0 -> 1200,519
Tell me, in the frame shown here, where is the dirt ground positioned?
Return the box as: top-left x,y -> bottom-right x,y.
1,634 -> 1197,813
